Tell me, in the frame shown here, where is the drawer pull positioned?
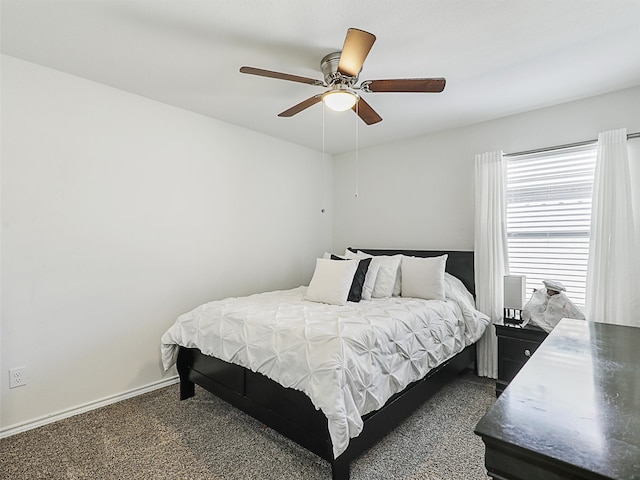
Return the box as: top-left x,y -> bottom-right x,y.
524,349 -> 531,357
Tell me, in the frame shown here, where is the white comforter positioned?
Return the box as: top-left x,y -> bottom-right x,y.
161,274 -> 489,458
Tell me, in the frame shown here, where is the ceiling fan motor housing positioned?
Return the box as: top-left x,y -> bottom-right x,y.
321,52 -> 358,87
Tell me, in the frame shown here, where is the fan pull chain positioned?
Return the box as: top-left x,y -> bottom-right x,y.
321,101 -> 326,213
355,101 -> 359,198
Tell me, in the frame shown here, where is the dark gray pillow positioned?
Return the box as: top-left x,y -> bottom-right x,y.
331,255 -> 372,302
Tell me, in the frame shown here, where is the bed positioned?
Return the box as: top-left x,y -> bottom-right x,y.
161,249 -> 489,480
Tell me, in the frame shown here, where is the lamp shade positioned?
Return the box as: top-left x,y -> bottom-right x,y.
504,275 -> 526,309
322,90 -> 358,111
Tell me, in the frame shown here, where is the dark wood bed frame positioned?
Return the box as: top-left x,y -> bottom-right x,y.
176,249 -> 478,480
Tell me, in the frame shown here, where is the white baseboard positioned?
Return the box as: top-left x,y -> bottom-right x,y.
0,375 -> 179,439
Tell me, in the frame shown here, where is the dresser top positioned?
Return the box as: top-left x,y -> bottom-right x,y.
476,318 -> 640,479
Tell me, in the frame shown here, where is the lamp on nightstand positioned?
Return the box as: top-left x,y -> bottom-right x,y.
504,275 -> 526,324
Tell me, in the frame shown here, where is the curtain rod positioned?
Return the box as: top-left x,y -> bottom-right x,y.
504,131 -> 640,157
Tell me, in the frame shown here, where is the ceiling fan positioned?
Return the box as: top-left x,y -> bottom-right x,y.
240,28 -> 446,125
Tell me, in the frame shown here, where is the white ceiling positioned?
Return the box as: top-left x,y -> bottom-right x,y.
2,0 -> 640,154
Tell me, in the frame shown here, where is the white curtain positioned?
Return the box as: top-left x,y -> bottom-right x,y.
586,128 -> 640,325
474,151 -> 510,378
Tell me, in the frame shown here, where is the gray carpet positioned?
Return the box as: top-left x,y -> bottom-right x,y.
0,372 -> 495,480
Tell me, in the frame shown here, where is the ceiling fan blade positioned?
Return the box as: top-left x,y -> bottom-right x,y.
240,66 -> 324,86
353,97 -> 382,125
337,28 -> 376,78
362,78 -> 446,93
278,94 -> 324,117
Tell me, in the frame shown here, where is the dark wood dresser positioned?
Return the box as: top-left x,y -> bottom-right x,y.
475,318 -> 640,480
495,323 -> 548,396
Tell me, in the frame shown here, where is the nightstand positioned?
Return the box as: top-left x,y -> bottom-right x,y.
495,323 -> 548,397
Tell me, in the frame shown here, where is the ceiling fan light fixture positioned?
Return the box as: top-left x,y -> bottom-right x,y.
322,89 -> 358,112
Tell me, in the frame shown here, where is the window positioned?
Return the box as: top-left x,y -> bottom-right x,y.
505,143 -> 597,306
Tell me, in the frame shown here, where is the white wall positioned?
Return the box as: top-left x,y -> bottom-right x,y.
0,55 -> 333,430
333,86 -> 640,253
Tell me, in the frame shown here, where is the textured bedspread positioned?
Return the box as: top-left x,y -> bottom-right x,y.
161,274 -> 489,458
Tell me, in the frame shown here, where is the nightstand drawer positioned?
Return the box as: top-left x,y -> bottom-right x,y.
501,356 -> 532,383
498,337 -> 540,383
495,324 -> 549,396
500,337 -> 541,363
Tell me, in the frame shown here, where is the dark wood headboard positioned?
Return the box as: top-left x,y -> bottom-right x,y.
350,248 -> 475,297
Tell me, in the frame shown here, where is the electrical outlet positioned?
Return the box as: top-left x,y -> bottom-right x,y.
9,367 -> 27,388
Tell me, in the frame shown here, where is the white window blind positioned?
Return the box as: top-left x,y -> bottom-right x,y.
506,143 -> 597,306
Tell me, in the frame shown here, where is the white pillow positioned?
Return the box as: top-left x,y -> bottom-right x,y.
401,254 -> 448,300
391,255 -> 403,296
343,248 -> 359,259
305,258 -> 358,306
372,255 -> 402,298
360,260 -> 379,300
